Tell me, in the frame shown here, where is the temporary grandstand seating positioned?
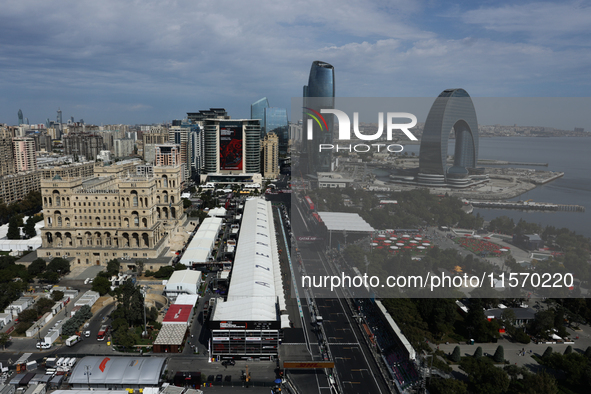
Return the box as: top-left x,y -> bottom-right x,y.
355,298 -> 420,390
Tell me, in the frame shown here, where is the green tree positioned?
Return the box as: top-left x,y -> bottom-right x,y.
23,216 -> 37,239
42,271 -> 60,283
528,309 -> 555,339
17,309 -> 38,325
46,257 -> 70,275
51,290 -> 64,302
542,346 -> 553,359
564,345 -> 573,355
36,297 -> 54,314
450,346 -> 461,362
460,357 -> 510,394
113,326 -> 137,349
7,216 -> 21,240
584,346 -> 591,359
136,260 -> 144,277
512,329 -> 531,344
0,332 -> 10,349
473,346 -> 482,359
92,276 -> 111,296
106,259 -> 120,276
113,280 -> 145,327
428,378 -> 468,394
521,371 -> 559,394
493,345 -> 504,363
27,258 -> 47,277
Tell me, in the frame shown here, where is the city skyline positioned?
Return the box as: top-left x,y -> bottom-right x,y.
1,0 -> 590,126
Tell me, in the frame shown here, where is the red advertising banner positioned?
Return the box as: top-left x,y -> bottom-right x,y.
220,125 -> 243,170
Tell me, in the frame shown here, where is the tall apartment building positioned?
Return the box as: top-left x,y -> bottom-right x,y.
143,127 -> 169,145
261,132 -> 279,179
114,138 -> 134,158
0,126 -> 15,177
143,127 -> 170,164
169,122 -> 201,182
0,172 -> 40,205
155,144 -> 181,167
38,161 -> 95,180
63,132 -> 104,161
31,133 -> 53,152
13,137 -> 37,172
38,164 -> 189,267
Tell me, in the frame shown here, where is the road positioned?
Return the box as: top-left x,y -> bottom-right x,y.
287,193 -> 390,394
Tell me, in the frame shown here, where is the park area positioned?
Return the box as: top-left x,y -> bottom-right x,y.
454,235 -> 510,257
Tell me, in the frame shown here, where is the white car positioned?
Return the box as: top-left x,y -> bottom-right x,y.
36,342 -> 51,349
84,330 -> 91,338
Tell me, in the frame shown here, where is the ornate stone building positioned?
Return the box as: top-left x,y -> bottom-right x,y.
38,164 -> 190,268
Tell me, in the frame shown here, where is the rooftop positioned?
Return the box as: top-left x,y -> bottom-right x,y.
163,304 -> 193,324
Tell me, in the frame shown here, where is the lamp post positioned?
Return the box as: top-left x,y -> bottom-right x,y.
85,365 -> 91,389
142,286 -> 150,338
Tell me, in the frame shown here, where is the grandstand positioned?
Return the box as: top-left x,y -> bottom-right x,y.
355,298 -> 420,392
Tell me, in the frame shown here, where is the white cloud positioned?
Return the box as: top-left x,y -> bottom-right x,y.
461,1 -> 591,38
0,0 -> 589,124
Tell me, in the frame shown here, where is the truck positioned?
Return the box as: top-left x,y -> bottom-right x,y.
44,330 -> 59,346
97,325 -> 108,341
65,335 -> 81,347
45,358 -> 57,368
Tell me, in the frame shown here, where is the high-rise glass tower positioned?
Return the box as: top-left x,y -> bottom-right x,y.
264,107 -> 288,155
251,97 -> 269,136
18,109 -> 23,126
56,108 -> 63,139
303,60 -> 335,174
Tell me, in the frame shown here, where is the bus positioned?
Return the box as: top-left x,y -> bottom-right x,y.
304,196 -> 314,211
97,325 -> 109,341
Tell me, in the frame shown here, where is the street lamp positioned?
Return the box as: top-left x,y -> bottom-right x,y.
142,286 -> 151,338
85,365 -> 92,389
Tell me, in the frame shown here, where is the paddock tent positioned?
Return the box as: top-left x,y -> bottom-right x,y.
68,357 -> 166,388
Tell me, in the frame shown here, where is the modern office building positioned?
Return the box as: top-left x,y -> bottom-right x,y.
303,60 -> 335,175
188,125 -> 204,176
264,107 -> 288,155
418,88 -> 479,187
201,119 -> 261,180
18,109 -> 24,126
56,108 -> 63,137
186,108 -> 229,123
63,132 -> 104,161
12,137 -> 37,172
289,121 -> 303,145
261,132 -> 279,179
251,97 -> 269,136
168,124 -> 197,182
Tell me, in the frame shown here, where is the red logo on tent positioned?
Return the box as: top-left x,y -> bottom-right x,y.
99,357 -> 111,372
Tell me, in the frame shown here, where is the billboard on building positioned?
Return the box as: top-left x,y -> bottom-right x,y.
219,124 -> 243,170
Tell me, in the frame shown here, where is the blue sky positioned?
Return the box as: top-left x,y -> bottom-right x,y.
1,0 -> 590,126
